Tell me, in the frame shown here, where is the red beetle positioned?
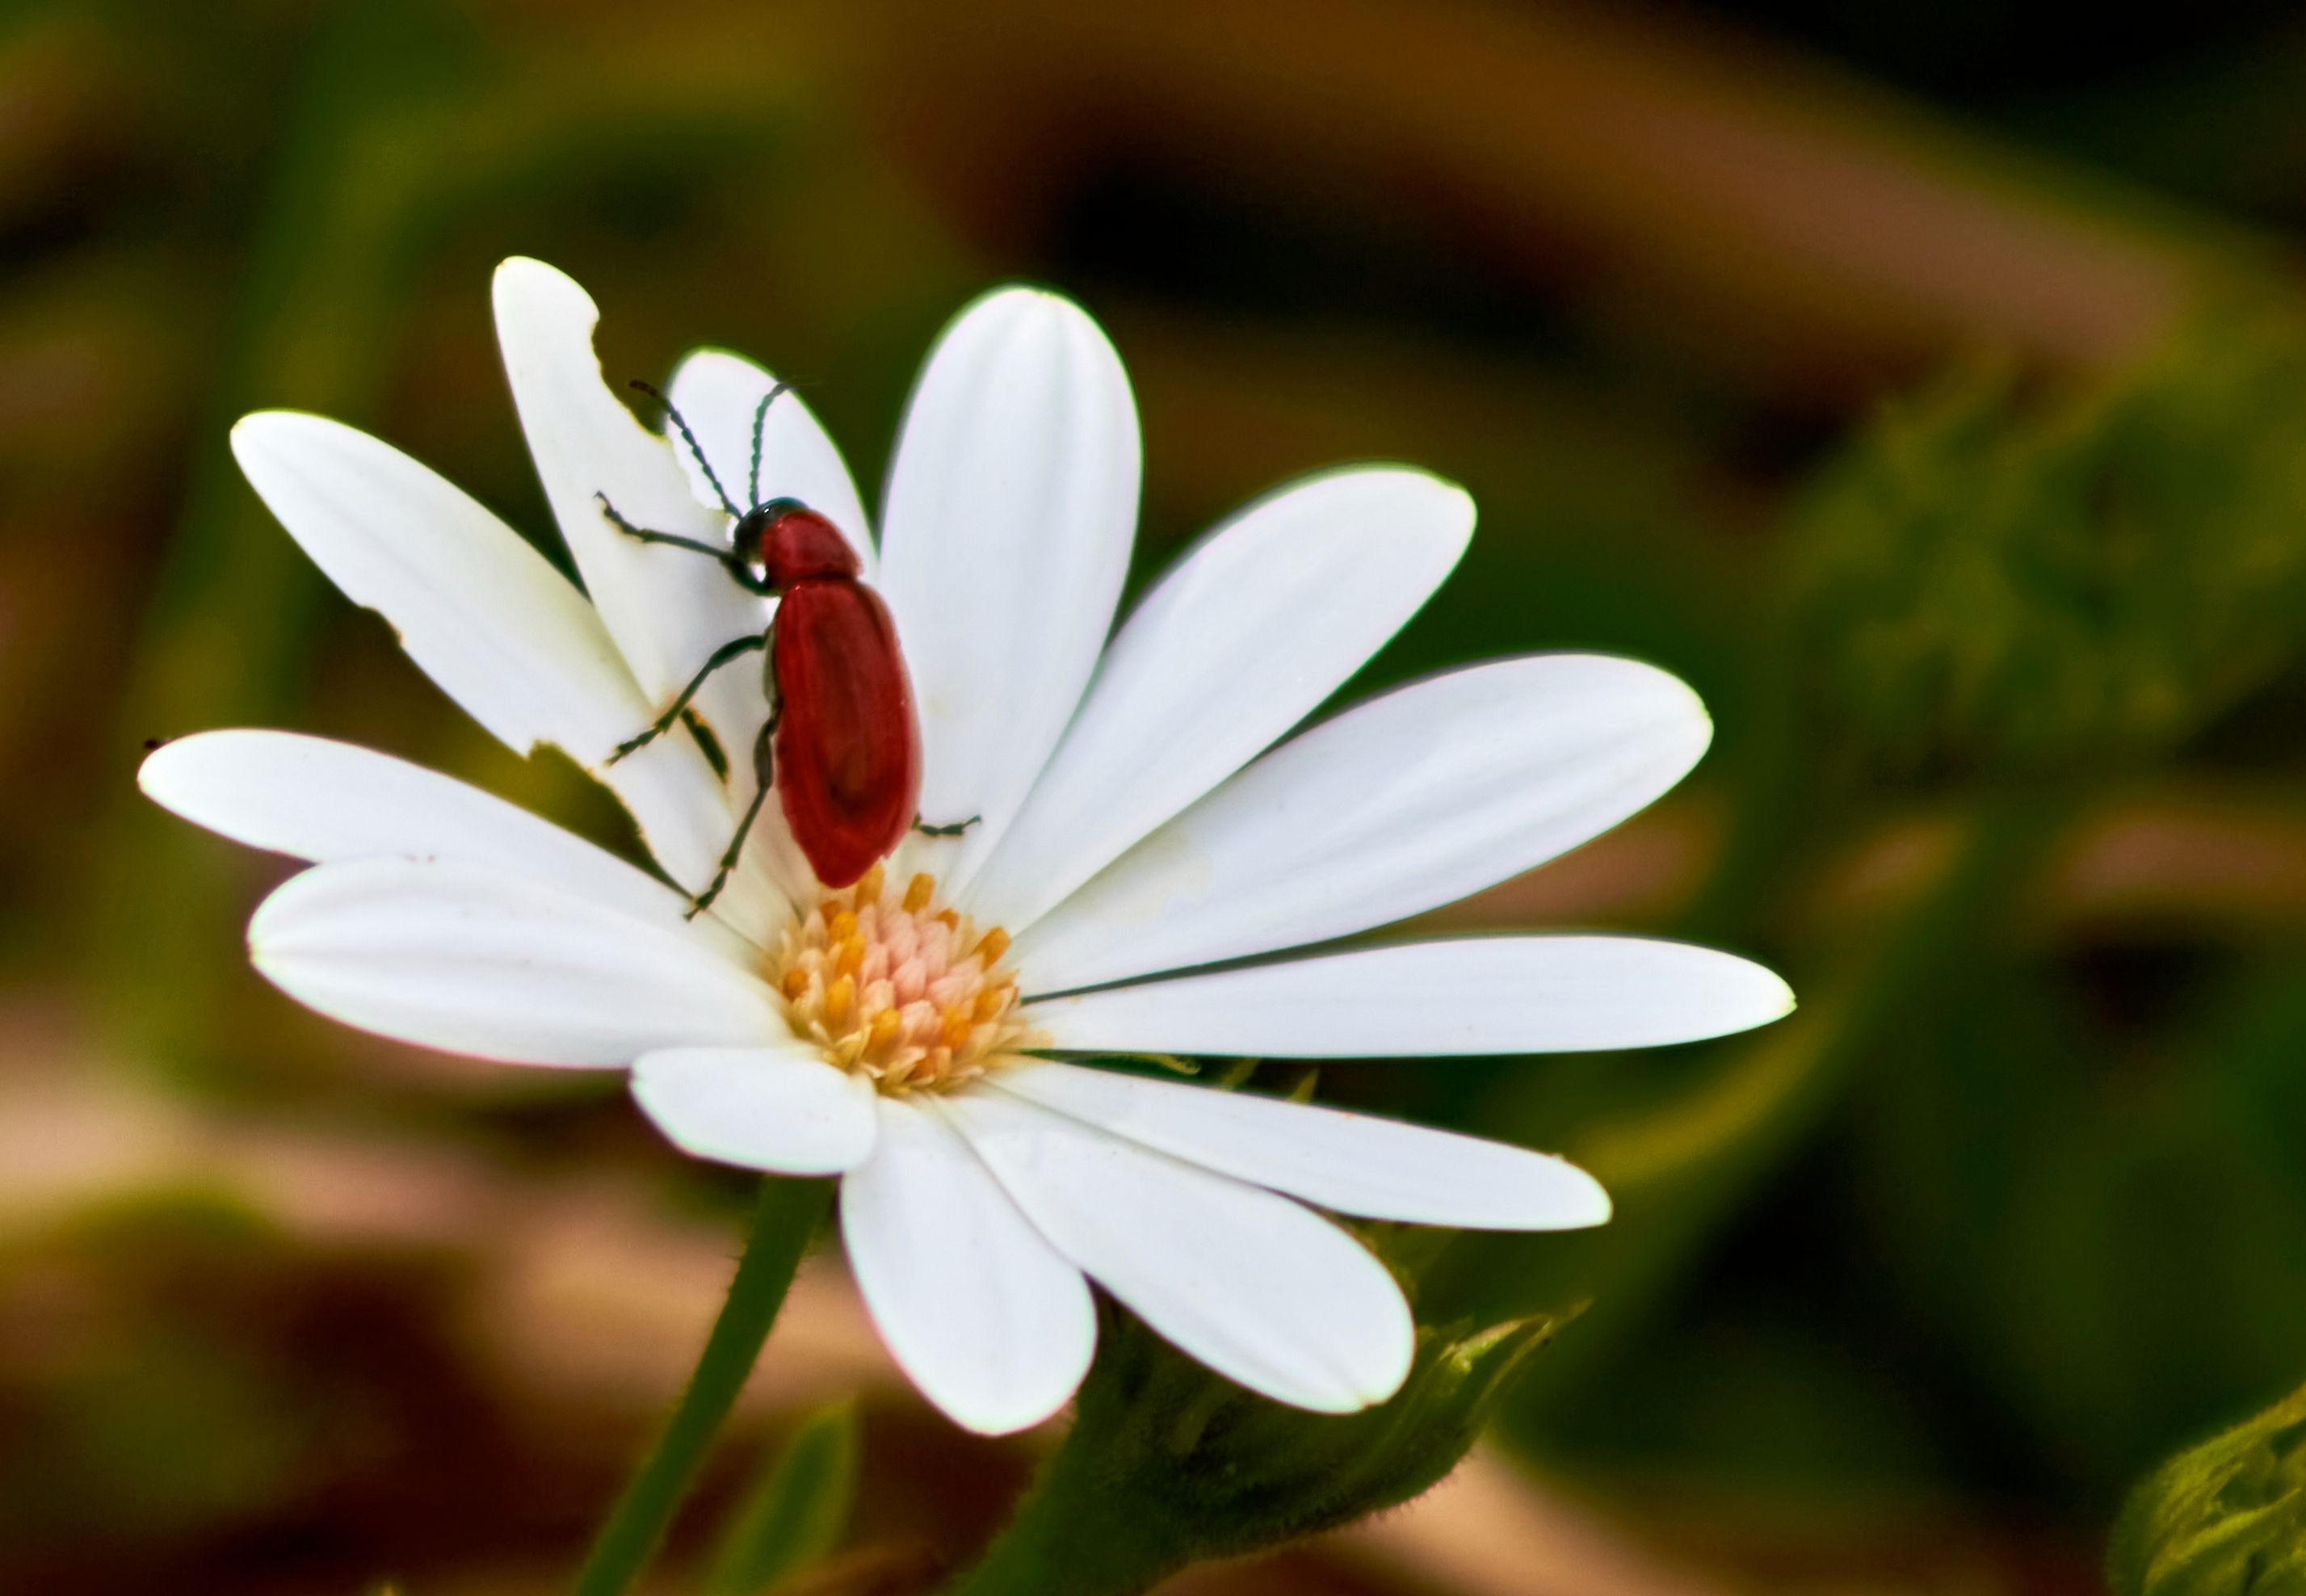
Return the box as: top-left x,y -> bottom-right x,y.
596,382 -> 967,913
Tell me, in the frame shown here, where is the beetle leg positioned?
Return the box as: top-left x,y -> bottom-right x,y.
686,716 -> 779,920
594,492 -> 774,595
594,491 -> 731,560
607,632 -> 767,765
686,702 -> 783,920
912,813 -> 981,838
754,695 -> 783,785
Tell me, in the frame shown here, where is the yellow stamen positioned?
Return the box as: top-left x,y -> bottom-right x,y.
767,870 -> 1035,1095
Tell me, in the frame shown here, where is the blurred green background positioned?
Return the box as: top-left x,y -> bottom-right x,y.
7,1 -> 2306,1592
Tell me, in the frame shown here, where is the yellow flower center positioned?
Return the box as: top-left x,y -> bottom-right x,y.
771,863 -> 1035,1094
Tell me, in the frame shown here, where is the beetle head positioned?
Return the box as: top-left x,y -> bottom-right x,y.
737,498 -> 861,590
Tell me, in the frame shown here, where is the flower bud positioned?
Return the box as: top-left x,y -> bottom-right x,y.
1035,1220 -> 1577,1578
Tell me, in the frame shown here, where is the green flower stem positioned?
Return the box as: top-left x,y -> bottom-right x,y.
945,1443 -> 1183,1596
573,1177 -> 833,1596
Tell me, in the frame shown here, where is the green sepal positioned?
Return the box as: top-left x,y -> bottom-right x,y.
951,1234 -> 1575,1596
2110,1377 -> 2306,1596
1087,1302 -> 1566,1560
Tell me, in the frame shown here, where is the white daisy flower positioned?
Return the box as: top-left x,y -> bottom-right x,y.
139,258 -> 1792,1436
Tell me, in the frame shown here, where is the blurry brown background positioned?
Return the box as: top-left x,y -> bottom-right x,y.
8,1 -> 2306,1592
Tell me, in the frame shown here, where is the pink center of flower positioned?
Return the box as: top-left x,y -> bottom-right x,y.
772,863 -> 1034,1094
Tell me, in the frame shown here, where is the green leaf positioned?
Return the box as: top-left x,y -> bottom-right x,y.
2110,1377 -> 2306,1595
699,1399 -> 862,1596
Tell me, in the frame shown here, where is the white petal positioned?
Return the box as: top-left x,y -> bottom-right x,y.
490,260 -> 796,935
229,408 -> 759,923
1014,654 -> 1712,991
630,1048 -> 876,1174
876,288 -> 1140,882
936,1090 -> 1413,1413
250,857 -> 783,1068
841,1097 -> 1094,1434
492,258 -> 770,758
666,349 -> 875,581
992,1061 -> 1609,1230
963,468 -> 1474,933
136,729 -> 739,948
1024,936 -> 1796,1056
229,410 -> 646,765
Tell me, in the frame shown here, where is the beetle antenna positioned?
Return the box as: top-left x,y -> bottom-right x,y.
629,378 -> 742,519
748,382 -> 792,507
